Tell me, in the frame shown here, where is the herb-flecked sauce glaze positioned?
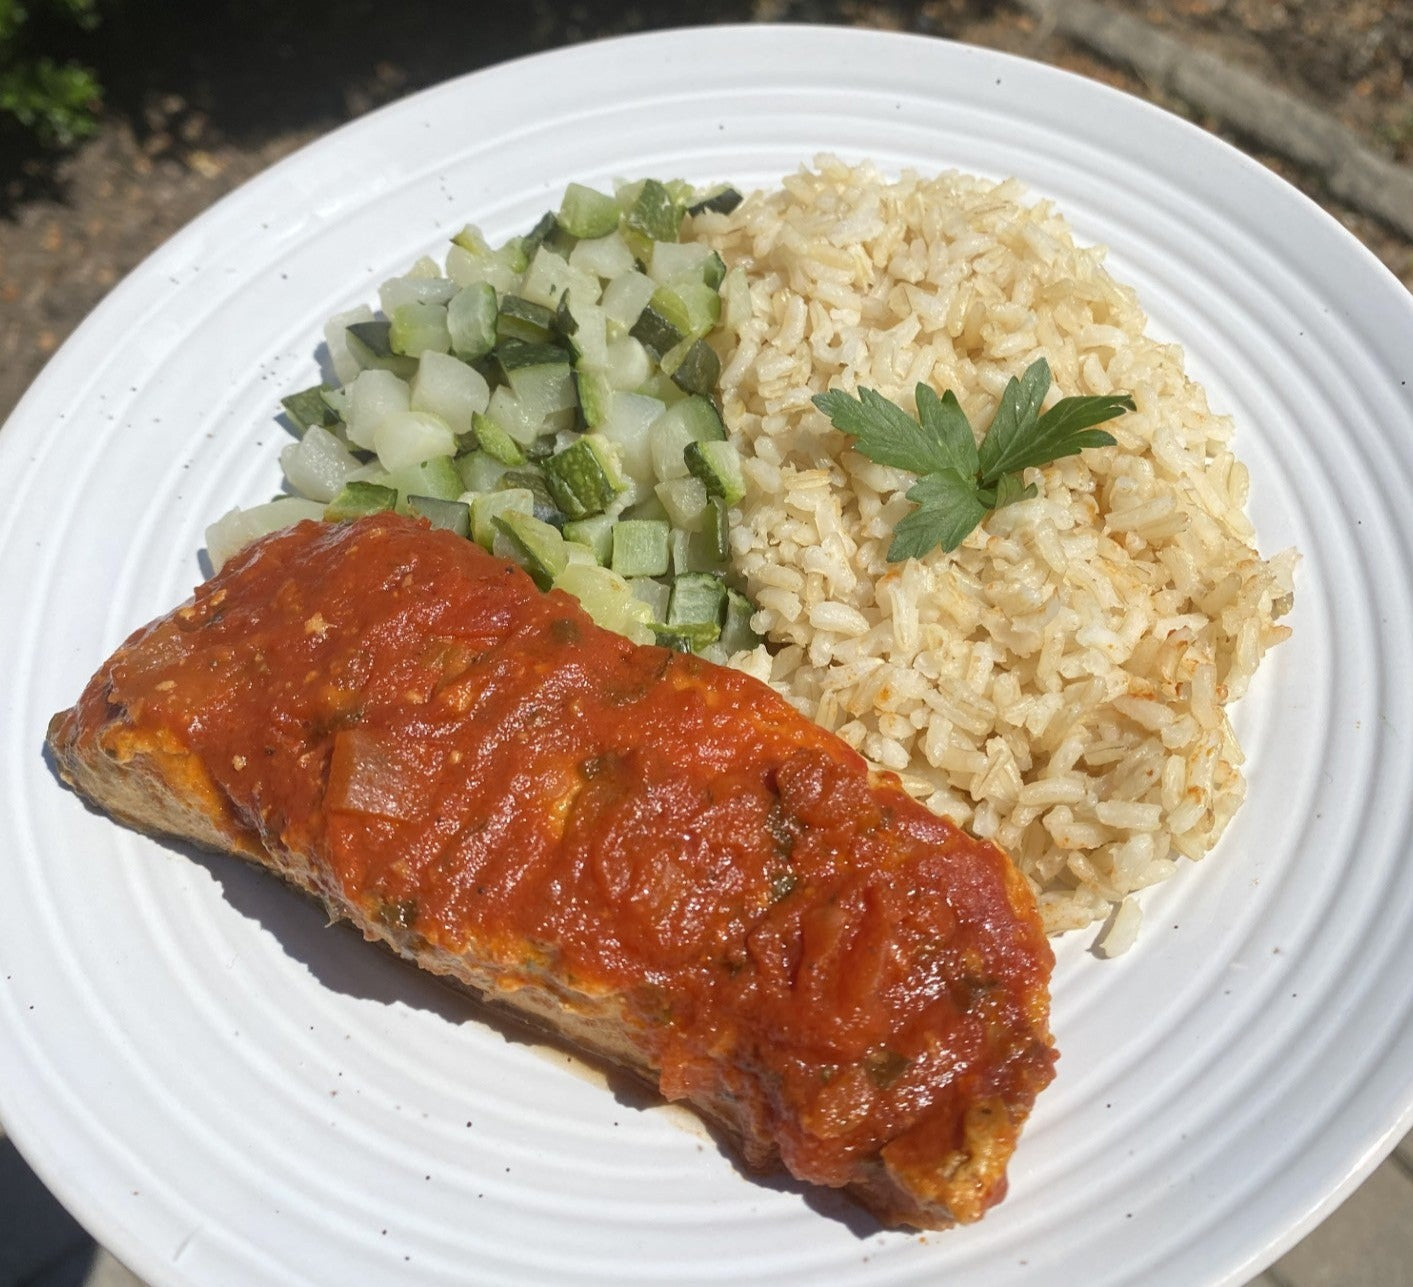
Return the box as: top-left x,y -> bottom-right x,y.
89,513 -> 1055,1214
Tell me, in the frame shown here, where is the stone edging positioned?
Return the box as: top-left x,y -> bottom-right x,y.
1014,0 -> 1413,241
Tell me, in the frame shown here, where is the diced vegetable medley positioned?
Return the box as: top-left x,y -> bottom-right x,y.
207,178 -> 761,662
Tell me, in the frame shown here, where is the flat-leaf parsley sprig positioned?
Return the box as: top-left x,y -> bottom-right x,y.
812,357 -> 1134,562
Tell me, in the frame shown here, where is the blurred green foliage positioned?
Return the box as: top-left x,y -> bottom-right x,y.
0,0 -> 104,147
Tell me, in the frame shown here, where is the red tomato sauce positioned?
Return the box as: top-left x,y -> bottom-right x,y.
93,513 -> 1055,1208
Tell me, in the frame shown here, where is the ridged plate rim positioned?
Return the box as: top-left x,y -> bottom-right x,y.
1,24 -> 1411,1287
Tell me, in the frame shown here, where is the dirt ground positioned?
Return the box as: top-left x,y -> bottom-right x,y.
1,0 -> 1409,425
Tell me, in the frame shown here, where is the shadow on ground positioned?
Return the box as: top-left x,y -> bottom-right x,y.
3,0 -> 850,213
0,1135 -> 101,1287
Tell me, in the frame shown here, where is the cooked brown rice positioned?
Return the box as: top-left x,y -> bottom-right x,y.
690,158 -> 1296,955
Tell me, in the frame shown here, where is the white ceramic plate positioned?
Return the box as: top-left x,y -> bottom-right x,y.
2,25 -> 1410,1287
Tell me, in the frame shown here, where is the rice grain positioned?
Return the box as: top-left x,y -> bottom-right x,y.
692,158 -> 1296,950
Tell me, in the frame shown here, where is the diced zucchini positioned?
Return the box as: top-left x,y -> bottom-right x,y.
649,405 -> 696,483
650,243 -> 724,292
696,640 -> 729,666
613,177 -> 646,210
542,407 -> 579,438
562,302 -> 609,369
667,497 -> 730,571
656,474 -> 710,531
389,301 -> 451,357
603,335 -> 653,391
372,409 -> 456,473
627,576 -> 670,622
523,433 -> 558,462
283,178 -> 761,658
544,226 -> 577,260
557,182 -> 622,239
649,280 -> 720,341
562,513 -> 614,565
507,359 -> 578,422
344,320 -> 417,378
378,273 -> 457,317
407,494 -> 471,537
494,338 -> 573,376
597,391 -> 665,483
667,526 -> 691,576
553,562 -> 653,642
621,178 -> 683,260
654,395 -> 725,453
456,448 -> 510,493
205,497 -> 327,573
678,394 -> 726,441
319,385 -> 351,421
632,370 -> 686,407
667,571 -> 727,637
280,424 -> 362,502
657,181 -> 694,209
569,231 -> 636,280
669,521 -> 727,575
493,509 -> 569,589
703,496 -> 729,560
411,350 -> 490,437
390,455 -> 462,504
281,384 -> 338,434
720,587 -> 763,654
325,305 -> 375,385
450,223 -> 526,273
662,336 -> 722,397
520,246 -> 599,314
600,270 -> 657,332
484,386 -> 546,447
629,303 -> 683,360
471,488 -> 534,549
652,620 -> 720,652
496,295 -> 557,344
553,292 -> 577,338
623,491 -> 671,524
446,283 -> 499,362
345,369 -> 412,451
700,251 -> 727,291
575,367 -> 614,429
519,211 -> 559,263
610,519 -> 671,577
684,438 -> 745,505
325,480 -> 399,521
543,435 -> 625,520
686,185 -> 744,216
447,242 -> 519,294
647,240 -> 717,284
344,461 -> 393,486
470,412 -> 526,465
499,468 -> 566,527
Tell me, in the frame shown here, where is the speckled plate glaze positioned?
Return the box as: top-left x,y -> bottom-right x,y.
2,25 -> 1411,1287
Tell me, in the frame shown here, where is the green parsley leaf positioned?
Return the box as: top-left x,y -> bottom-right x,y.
981,387 -> 1136,481
990,472 -> 1039,510
914,385 -> 979,476
812,386 -> 965,477
889,470 -> 991,562
976,358 -> 1052,485
812,356 -> 1130,561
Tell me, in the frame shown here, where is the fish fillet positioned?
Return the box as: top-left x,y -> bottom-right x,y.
48,512 -> 1056,1228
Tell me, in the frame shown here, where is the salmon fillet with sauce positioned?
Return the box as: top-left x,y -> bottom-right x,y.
48,512 -> 1056,1228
